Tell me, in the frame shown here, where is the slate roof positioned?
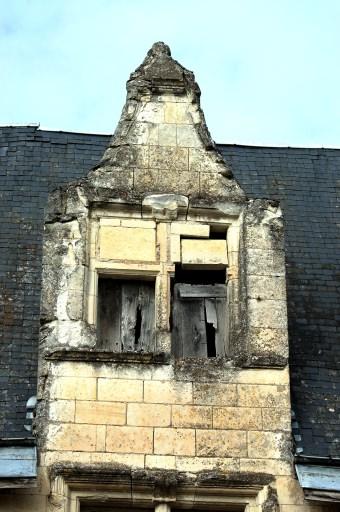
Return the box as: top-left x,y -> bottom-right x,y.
0,126 -> 339,459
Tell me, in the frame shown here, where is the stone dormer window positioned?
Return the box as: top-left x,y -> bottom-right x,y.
41,42 -> 288,368
86,196 -> 236,359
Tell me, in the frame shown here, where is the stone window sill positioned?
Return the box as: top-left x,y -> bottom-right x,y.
44,349 -> 171,365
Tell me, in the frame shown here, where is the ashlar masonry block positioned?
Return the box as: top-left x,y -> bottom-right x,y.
237,384 -> 290,408
154,428 -> 195,456
49,400 -> 75,423
96,425 -> 106,451
99,225 -> 156,261
75,400 -> 126,425
127,403 -> 171,427
137,101 -> 164,123
233,368 -> 289,385
149,146 -> 188,170
247,275 -> 286,300
164,102 -> 189,124
240,458 -> 292,476
247,248 -> 285,276
171,222 -> 210,237
126,121 -> 158,145
196,429 -> 247,457
248,299 -> 288,330
170,234 -> 181,263
158,124 -> 176,146
181,239 -> 228,268
213,407 -> 262,430
248,431 -> 289,459
106,426 -> 153,453
134,168 -> 200,196
49,376 -> 96,400
98,378 -> 143,402
46,423 -> 97,451
193,383 -> 237,406
172,405 -> 212,428
144,380 -> 192,404
247,326 -> 288,362
177,124 -> 202,147
262,407 -> 291,431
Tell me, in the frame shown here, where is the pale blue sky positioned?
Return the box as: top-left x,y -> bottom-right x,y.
1,0 -> 340,146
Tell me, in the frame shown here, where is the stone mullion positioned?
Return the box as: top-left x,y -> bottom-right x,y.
155,222 -> 173,352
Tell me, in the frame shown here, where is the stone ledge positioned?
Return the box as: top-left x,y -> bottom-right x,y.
50,462 -> 274,490
44,350 -> 287,369
45,349 -> 171,365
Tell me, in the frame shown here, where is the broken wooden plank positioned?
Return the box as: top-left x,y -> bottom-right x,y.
121,282 -> 139,352
172,284 -> 207,358
97,279 -> 155,353
97,278 -> 121,351
137,282 -> 155,352
184,299 -> 207,358
204,298 -> 218,329
178,283 -> 227,299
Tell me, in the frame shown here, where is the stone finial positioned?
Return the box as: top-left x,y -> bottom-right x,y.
127,41 -> 198,97
148,41 -> 171,57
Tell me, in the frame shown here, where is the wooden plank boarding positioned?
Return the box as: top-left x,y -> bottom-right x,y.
214,298 -> 228,356
121,282 -> 139,352
173,284 -> 207,357
98,279 -> 155,352
172,283 -> 228,358
137,283 -> 155,352
97,278 -> 121,350
178,283 -> 227,299
183,299 -> 207,357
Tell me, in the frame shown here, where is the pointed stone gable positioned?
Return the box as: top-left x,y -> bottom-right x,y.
86,42 -> 246,205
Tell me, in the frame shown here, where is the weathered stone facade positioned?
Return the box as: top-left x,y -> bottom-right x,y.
0,43 -> 336,511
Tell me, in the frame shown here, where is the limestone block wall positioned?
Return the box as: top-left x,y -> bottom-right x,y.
14,360 -> 330,512
42,362 -> 291,472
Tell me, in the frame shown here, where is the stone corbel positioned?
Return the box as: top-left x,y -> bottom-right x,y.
142,194 -> 188,221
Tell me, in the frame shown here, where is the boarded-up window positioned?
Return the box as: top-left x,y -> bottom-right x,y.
97,278 -> 155,352
172,283 -> 228,358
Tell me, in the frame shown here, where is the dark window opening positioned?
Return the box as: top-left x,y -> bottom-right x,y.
135,305 -> 142,346
97,277 -> 155,352
205,301 -> 217,358
172,267 -> 228,359
174,264 -> 226,284
209,225 -> 227,240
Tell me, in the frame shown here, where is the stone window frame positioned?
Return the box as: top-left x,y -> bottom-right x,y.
50,470 -> 266,512
86,204 -> 241,357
